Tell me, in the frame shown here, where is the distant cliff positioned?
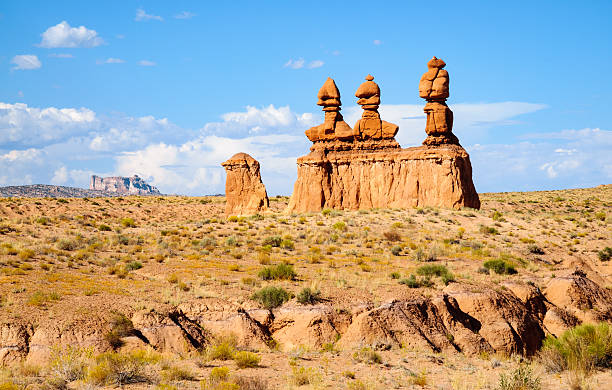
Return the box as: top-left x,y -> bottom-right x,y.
90,175 -> 161,195
0,184 -> 120,198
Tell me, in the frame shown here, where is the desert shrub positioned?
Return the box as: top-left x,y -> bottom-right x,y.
87,351 -> 148,386
497,365 -> 541,390
332,221 -> 347,232
528,244 -> 545,255
416,264 -> 455,285
209,366 -> 230,382
35,216 -> 50,225
120,217 -> 136,228
49,346 -> 87,382
409,371 -> 428,387
280,238 -> 294,250
18,249 -> 35,260
390,245 -> 402,256
594,211 -> 606,221
57,238 -> 79,251
125,261 -> 143,271
251,286 -> 290,309
105,313 -> 135,350
27,291 -> 60,306
262,236 -> 281,247
540,322 -> 612,374
225,236 -> 238,247
483,259 -> 517,275
233,375 -> 268,390
490,211 -> 506,222
160,365 -> 194,381
234,351 -> 260,368
258,263 -> 296,280
399,275 -> 433,288
205,339 -> 237,361
352,348 -> 382,364
479,225 -> 499,235
99,224 -> 112,231
598,247 -> 612,261
383,230 -> 401,241
289,366 -> 320,386
389,271 -> 401,279
296,287 -> 321,305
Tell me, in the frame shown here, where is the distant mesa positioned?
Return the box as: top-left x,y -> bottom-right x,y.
90,175 -> 161,195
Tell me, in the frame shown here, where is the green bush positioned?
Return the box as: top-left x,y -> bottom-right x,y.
332,221 -> 347,232
99,224 -> 112,231
206,340 -> 236,361
120,217 -> 136,228
258,263 -> 296,280
390,245 -> 402,256
251,286 -> 290,309
479,225 -> 499,235
125,261 -> 143,271
597,247 -> 612,261
296,287 -> 321,305
262,236 -> 282,247
498,365 -> 541,390
416,264 -> 455,285
483,259 -> 517,275
280,238 -> 295,250
399,274 -> 433,288
389,271 -> 401,279
233,351 -> 260,368
540,322 -> 612,374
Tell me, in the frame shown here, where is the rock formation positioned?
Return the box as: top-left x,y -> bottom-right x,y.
90,175 -> 161,195
221,153 -> 269,216
287,60 -> 480,212
419,57 -> 459,146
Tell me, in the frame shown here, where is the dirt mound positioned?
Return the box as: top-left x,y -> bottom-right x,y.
545,270 -> 612,323
443,284 -> 544,356
0,321 -> 33,365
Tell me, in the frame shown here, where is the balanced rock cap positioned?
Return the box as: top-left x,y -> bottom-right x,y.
317,77 -> 341,100
355,74 -> 380,98
222,152 -> 258,166
427,56 -> 446,69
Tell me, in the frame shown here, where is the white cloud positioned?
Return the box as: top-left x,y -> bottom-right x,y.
39,21 -> 104,48
105,58 -> 125,64
373,39 -> 382,45
135,8 -> 163,22
11,55 -> 41,70
307,60 -> 324,69
284,58 -> 305,69
174,11 -> 196,19
138,60 -> 156,66
51,166 -> 68,184
49,53 -> 74,58
0,102 -> 96,146
202,105 -> 315,138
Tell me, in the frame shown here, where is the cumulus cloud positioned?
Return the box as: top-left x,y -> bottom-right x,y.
0,148 -> 43,186
39,21 -> 104,48
135,8 -> 163,22
174,11 -> 196,19
138,60 -> 156,66
0,102 -> 96,147
202,104 -> 315,137
11,55 -> 41,70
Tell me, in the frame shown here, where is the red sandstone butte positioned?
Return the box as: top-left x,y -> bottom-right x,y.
221,153 -> 269,216
287,59 -> 480,212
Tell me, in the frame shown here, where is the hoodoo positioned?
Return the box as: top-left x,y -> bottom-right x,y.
221,153 -> 269,216
287,58 -> 480,212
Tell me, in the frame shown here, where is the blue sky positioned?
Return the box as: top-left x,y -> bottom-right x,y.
1,1 -> 611,195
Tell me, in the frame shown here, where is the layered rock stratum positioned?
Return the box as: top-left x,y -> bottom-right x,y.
90,175 -> 161,195
287,59 -> 480,212
221,153 -> 269,216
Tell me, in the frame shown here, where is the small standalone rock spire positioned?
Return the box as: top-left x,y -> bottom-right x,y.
305,77 -> 354,141
353,75 -> 398,140
419,57 -> 460,146
221,153 -> 269,216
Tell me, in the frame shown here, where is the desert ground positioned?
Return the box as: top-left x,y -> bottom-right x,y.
0,185 -> 611,389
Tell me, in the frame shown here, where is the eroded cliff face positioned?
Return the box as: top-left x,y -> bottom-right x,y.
287,141 -> 480,212
90,175 -> 161,195
287,60 -> 480,213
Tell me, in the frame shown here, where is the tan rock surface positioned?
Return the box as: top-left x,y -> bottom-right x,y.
305,77 -> 355,142
221,153 -> 269,216
287,143 -> 480,212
